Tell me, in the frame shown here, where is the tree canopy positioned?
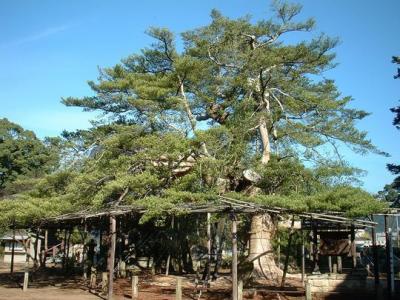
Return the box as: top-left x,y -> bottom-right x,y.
0,118 -> 59,196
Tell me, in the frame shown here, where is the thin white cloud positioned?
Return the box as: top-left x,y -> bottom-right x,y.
0,25 -> 70,49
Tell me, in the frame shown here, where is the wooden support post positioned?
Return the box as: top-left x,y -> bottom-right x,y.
305,280 -> 312,300
10,226 -> 15,274
62,229 -> 67,269
350,225 -> 356,269
166,216 -> 174,276
120,261 -> 126,278
328,256 -> 332,273
108,215 -> 117,300
231,214 -> 238,300
384,215 -> 394,296
34,229 -> 39,268
337,256 -> 342,273
206,212 -> 211,283
281,216 -> 295,287
102,272 -> 108,295
23,240 -> 30,292
238,280 -> 243,300
44,229 -> 48,252
90,266 -> 97,290
371,215 -> 380,286
23,271 -> 29,291
82,223 -> 88,280
312,226 -> 319,273
277,236 -> 281,267
175,277 -> 182,300
131,275 -> 138,299
332,258 -> 337,274
66,228 -> 72,271
301,231 -> 305,286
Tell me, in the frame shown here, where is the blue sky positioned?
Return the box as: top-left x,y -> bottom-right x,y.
0,0 -> 399,193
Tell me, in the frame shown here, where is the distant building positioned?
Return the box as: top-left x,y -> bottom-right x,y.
1,230 -> 42,264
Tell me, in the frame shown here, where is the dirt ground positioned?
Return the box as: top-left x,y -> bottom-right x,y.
0,263 -> 305,300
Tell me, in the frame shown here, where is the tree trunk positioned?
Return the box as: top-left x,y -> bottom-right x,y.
179,79 -> 210,156
247,214 -> 282,279
258,117 -> 271,164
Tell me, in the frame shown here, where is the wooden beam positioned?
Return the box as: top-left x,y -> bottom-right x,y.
108,215 -> 117,300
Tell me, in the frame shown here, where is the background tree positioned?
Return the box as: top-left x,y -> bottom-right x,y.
0,118 -> 60,196
379,56 -> 400,207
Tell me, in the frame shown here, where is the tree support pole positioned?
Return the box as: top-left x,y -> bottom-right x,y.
277,236 -> 281,268
312,226 -> 319,273
10,224 -> 15,274
301,230 -> 305,286
82,222 -> 88,280
166,216 -> 174,276
350,225 -> 356,269
231,213 -> 238,300
371,215 -> 380,286
23,239 -> 30,291
175,277 -> 182,300
108,215 -> 117,300
207,212 -> 211,283
131,275 -> 138,299
34,228 -> 40,268
66,228 -> 72,271
62,229 -> 67,270
281,216 -> 295,287
384,214 -> 394,298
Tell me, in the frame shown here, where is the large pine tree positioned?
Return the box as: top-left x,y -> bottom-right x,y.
59,1 -> 382,276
